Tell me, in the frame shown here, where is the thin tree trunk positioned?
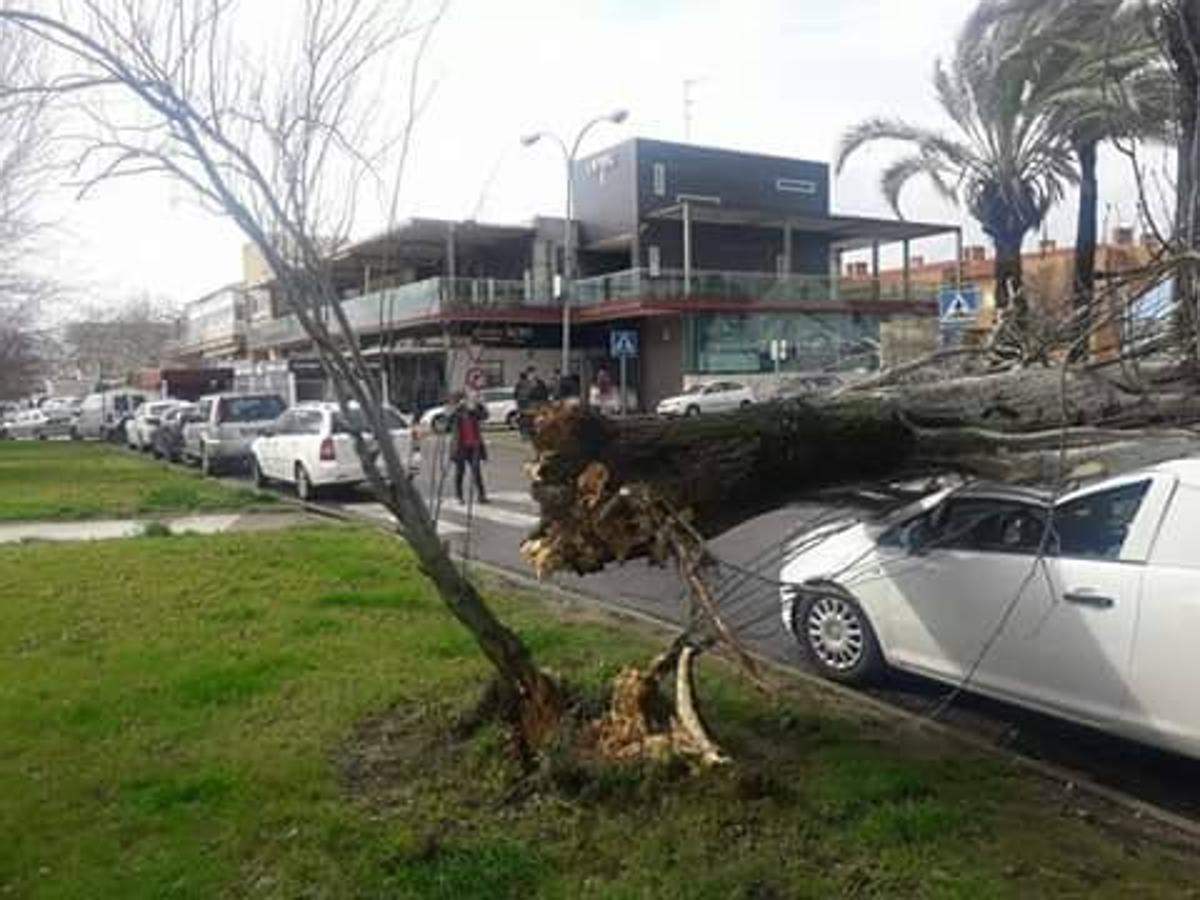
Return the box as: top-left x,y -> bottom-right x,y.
992,231 -> 1026,332
1165,0 -> 1200,357
1072,137 -> 1099,313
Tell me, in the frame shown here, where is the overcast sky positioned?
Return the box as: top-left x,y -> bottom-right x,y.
32,0 -> 1169,310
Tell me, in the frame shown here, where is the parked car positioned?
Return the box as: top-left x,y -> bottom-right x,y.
73,389 -> 153,441
250,401 -> 420,501
126,400 -> 182,452
5,408 -> 73,440
151,402 -> 197,462
182,392 -> 288,476
779,458 -> 1200,761
420,387 -> 519,433
656,381 -> 755,416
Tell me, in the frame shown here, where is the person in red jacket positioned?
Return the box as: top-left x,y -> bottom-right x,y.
448,392 -> 488,504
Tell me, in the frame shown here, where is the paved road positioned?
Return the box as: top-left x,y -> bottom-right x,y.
234,430 -> 1200,821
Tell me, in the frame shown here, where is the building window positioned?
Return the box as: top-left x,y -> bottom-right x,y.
648,245 -> 662,277
652,162 -> 666,197
776,177 -> 817,195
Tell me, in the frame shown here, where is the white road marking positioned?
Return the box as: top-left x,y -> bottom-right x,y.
488,490 -> 537,508
337,502 -> 467,536
437,498 -> 539,529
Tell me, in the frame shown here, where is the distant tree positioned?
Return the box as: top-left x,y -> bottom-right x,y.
62,295 -> 177,384
836,16 -> 1078,326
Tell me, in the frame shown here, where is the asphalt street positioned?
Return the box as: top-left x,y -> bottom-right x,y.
274,429 -> 1200,822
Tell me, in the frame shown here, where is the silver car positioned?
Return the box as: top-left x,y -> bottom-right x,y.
182,392 -> 288,476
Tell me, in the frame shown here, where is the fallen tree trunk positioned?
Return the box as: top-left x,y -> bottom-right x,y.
522,366 -> 1200,578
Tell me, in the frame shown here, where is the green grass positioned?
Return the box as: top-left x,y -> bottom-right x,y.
1,526 -> 1197,898
0,441 -> 270,520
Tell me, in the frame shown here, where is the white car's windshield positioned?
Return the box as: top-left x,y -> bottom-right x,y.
334,407 -> 407,432
218,395 -> 286,422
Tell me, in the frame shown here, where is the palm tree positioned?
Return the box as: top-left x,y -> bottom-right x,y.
836,19 -> 1077,321
961,0 -> 1172,312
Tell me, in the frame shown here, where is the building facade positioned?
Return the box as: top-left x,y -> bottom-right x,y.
182,138 -> 959,411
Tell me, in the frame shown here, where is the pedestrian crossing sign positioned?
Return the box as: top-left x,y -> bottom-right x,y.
610,329 -> 639,358
938,286 -> 980,323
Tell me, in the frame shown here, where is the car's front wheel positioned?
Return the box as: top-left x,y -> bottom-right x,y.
793,588 -> 884,685
685,404 -> 701,417
505,410 -> 519,430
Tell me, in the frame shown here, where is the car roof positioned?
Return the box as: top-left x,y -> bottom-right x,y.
951,481 -> 1053,506
1150,457 -> 1200,487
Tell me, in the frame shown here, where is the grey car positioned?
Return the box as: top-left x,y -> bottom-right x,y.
182,392 -> 287,476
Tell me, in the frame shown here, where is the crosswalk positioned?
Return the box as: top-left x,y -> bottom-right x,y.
334,488 -> 539,537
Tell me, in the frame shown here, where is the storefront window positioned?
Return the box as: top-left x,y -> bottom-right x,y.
682,313 -> 881,375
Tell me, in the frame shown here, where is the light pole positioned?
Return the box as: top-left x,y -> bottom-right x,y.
521,108 -> 628,378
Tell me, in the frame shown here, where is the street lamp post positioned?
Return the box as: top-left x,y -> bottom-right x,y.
521,108 -> 628,378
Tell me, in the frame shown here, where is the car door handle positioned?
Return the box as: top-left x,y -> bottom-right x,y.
1063,590 -> 1115,610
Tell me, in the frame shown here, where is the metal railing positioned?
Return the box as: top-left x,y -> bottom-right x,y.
572,268 -> 940,306
246,276 -> 532,349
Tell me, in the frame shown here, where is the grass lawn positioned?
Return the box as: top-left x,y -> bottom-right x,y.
1,525 -> 1198,898
0,441 -> 269,521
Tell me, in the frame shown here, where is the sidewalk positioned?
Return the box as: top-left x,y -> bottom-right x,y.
0,510 -> 316,544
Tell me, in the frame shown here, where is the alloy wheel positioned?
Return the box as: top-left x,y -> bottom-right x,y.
805,595 -> 866,672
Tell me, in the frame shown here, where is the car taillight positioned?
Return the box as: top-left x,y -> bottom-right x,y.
319,436 -> 336,461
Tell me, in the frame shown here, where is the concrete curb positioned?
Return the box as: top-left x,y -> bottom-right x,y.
279,491 -> 1200,844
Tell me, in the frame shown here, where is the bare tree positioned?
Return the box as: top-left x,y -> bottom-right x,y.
0,15 -> 52,398
62,294 -> 176,383
0,0 -> 565,754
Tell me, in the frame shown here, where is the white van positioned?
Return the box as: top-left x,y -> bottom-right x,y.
73,389 -> 154,441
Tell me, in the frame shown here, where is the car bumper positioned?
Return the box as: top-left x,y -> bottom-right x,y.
204,438 -> 254,460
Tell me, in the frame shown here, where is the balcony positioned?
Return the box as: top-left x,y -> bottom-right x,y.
572,268 -> 941,306
247,269 -> 942,350
246,276 -> 538,348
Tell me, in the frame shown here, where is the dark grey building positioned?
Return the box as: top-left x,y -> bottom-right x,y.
243,137 -> 959,411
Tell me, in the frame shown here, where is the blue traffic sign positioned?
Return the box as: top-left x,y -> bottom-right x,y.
610,329 -> 639,359
937,285 -> 980,323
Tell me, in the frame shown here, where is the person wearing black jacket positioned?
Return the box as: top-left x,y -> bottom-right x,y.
448,392 -> 489,504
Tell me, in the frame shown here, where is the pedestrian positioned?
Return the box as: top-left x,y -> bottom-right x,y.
448,391 -> 488,504
514,367 -> 534,440
529,370 -> 550,405
593,365 -> 615,412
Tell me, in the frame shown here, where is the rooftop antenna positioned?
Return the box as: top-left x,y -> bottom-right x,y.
683,78 -> 699,141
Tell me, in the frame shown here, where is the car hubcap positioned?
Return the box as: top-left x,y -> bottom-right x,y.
806,596 -> 865,671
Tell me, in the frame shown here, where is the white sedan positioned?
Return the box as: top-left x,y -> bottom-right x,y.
656,381 -> 755,416
420,387 -> 518,433
127,400 -> 182,451
779,459 -> 1200,760
250,402 -> 420,501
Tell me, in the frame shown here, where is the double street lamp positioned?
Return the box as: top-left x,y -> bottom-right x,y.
521,108 -> 629,377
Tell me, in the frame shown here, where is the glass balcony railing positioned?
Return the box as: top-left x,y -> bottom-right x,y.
246,276 -> 532,348
572,268 -> 940,306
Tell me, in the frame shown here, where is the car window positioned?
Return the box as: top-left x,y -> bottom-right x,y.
291,410 -> 325,435
333,406 -> 407,433
217,395 -> 286,422
935,499 -> 1048,554
196,400 -> 212,422
1052,480 -> 1150,561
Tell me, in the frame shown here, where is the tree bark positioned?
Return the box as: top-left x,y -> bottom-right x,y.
992,230 -> 1027,340
1072,137 -> 1099,314
1164,0 -> 1200,358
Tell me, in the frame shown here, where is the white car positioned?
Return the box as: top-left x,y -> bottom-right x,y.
779,459 -> 1200,761
126,400 -> 182,451
250,401 -> 420,501
420,387 -> 519,433
7,408 -> 75,440
656,381 -> 755,416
